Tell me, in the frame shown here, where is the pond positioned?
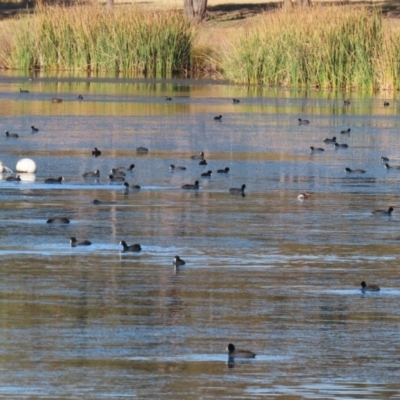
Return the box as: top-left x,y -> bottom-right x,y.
0,71 -> 399,399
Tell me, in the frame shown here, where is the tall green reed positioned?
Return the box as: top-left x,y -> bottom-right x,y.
221,6 -> 400,90
2,4 -> 194,75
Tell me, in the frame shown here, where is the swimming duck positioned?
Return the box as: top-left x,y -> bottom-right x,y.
136,147 -> 149,154
19,88 -> 29,93
110,168 -> 126,177
165,96 -> 172,101
229,184 -> 246,195
361,281 -> 380,292
170,164 -> 187,171
297,193 -> 309,201
5,131 -> 19,138
70,237 -> 91,246
214,115 -> 222,121
372,207 -> 393,216
340,128 -> 351,134
345,167 -> 366,174
173,256 -> 185,266
298,118 -> 310,125
384,101 -> 390,107
227,343 -> 256,359
232,99 -> 240,104
381,157 -> 389,163
115,164 -> 135,172
120,240 -> 141,252
108,174 -> 125,182
199,160 -> 208,165
182,180 -> 199,190
78,95 -> 83,100
201,170 -> 212,177
124,182 -> 140,190
52,98 -> 63,103
217,167 -> 230,173
191,152 -> 204,160
83,170 -> 100,178
343,99 -> 350,106
323,136 -> 337,144
44,176 -> 64,184
31,125 -> 39,132
334,142 -> 348,149
310,146 -> 324,153
93,199 -> 117,205
92,147 -> 101,157
6,175 -> 21,182
46,217 -> 70,224
384,163 -> 400,170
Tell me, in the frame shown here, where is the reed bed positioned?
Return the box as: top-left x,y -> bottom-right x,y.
220,6 -> 400,90
1,4 -> 194,75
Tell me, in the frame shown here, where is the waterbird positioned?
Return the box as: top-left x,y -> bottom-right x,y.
201,170 -> 212,177
229,184 -> 246,195
124,182 -> 140,190
5,131 -> 19,138
31,125 -> 39,132
297,193 -> 309,201
227,343 -> 256,359
70,237 -> 91,246
340,128 -> 351,134
44,176 -> 64,184
110,168 -> 126,177
361,281 -> 380,292
6,175 -> 21,182
16,158 -> 36,173
384,163 -> 400,170
334,142 -> 348,149
52,98 -> 62,103
217,167 -> 230,173
381,157 -> 389,163
78,95 -> 83,100
384,101 -> 390,107
108,174 -> 125,182
46,217 -> 70,224
344,99 -> 350,106
19,88 -> 29,93
115,164 -> 135,172
83,170 -> 100,178
173,256 -> 185,266
214,115 -> 222,121
324,136 -> 336,144
298,118 -> 310,125
120,240 -> 141,252
191,152 -> 204,160
372,207 -> 393,216
345,167 -> 365,174
170,164 -> 186,171
0,162 -> 13,173
232,99 -> 240,104
136,146 -> 149,154
310,146 -> 324,153
165,96 -> 172,101
199,160 -> 207,166
93,199 -> 117,205
92,147 -> 101,157
182,180 -> 199,190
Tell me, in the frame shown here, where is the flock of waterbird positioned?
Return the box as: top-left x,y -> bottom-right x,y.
298,98 -> 397,294
3,93 -> 388,359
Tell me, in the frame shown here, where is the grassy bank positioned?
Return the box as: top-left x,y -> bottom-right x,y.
219,6 -> 400,90
1,3 -> 400,89
0,4 -> 194,75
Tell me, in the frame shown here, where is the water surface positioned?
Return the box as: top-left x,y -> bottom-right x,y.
0,72 -> 400,398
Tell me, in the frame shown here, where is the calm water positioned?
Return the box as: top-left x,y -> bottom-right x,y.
0,72 -> 400,399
